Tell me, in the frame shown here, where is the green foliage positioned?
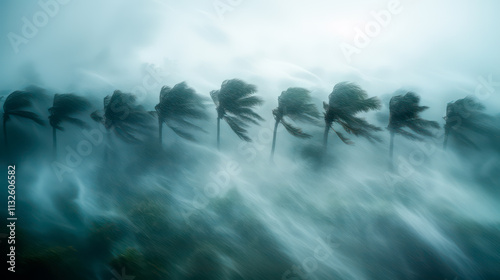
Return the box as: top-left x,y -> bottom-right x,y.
155,82 -> 208,141
49,93 -> 91,131
274,87 -> 320,138
2,90 -> 45,125
211,79 -> 264,142
21,246 -> 88,280
91,90 -> 154,143
324,82 -> 382,144
388,91 -> 439,141
109,248 -> 169,279
444,96 -> 498,148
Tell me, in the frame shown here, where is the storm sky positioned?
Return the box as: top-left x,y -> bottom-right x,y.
1,0 -> 499,112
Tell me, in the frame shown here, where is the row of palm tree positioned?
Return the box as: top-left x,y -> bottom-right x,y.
1,79 -> 497,163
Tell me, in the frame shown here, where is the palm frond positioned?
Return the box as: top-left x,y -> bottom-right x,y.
113,125 -> 142,144
3,90 -> 40,114
219,79 -> 258,101
388,91 -> 439,139
94,90 -> 155,143
216,79 -> 263,142
210,90 -> 220,108
156,82 -> 208,140
90,110 -> 104,123
235,96 -> 265,108
8,110 -> 45,125
338,117 -> 382,143
224,115 -> 251,142
444,96 -> 498,148
390,127 -> 424,141
276,87 -> 320,124
167,117 -> 206,133
104,90 -> 138,123
168,126 -> 197,141
328,83 -> 381,118
324,82 -> 381,143
280,119 -> 311,138
331,126 -> 354,145
49,93 -> 91,130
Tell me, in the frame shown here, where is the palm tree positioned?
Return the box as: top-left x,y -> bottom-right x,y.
91,90 -> 154,158
323,82 -> 381,150
388,91 -> 439,163
210,79 -> 264,149
155,82 -> 208,145
49,93 -> 91,157
270,87 -> 320,160
2,90 -> 45,151
443,97 -> 497,150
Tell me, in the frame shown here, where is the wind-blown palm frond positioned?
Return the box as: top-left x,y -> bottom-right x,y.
91,90 -> 154,144
280,119 -> 311,138
3,90 -> 44,124
270,87 -> 320,159
224,115 -> 251,142
275,87 -> 321,125
48,93 -> 92,157
2,90 -> 45,151
444,96 -> 498,149
155,82 -> 208,142
388,92 -> 439,141
49,93 -> 91,130
323,82 -> 381,147
212,79 -> 264,147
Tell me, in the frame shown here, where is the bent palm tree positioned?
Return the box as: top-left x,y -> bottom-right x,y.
49,94 -> 91,157
270,87 -> 320,160
443,97 -> 497,150
2,91 -> 45,151
323,82 -> 381,150
155,82 -> 208,145
210,79 -> 264,149
91,90 -> 154,159
388,91 -> 439,163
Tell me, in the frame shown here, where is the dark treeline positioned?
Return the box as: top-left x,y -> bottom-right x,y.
2,79 -> 499,163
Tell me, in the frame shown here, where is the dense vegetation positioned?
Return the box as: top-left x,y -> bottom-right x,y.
1,81 -> 499,280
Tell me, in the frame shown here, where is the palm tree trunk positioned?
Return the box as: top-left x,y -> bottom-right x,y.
217,117 -> 220,150
443,131 -> 449,150
270,119 -> 280,160
53,127 -> 57,159
158,118 -> 163,146
323,124 -> 329,150
104,129 -> 109,162
389,131 -> 395,170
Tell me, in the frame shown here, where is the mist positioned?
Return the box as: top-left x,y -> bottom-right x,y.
1,0 -> 500,279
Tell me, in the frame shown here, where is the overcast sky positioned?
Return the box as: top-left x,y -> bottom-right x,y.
1,0 -> 499,113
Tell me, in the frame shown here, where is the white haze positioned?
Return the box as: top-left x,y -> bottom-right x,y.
1,0 -> 500,279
